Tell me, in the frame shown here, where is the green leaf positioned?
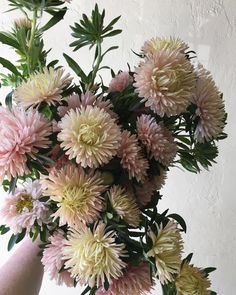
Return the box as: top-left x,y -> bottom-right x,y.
40,7 -> 67,32
63,53 -> 87,82
16,228 -> 26,243
0,57 -> 21,76
7,234 -> 18,251
0,225 -> 10,235
5,91 -> 13,109
183,253 -> 193,264
81,286 -> 91,295
204,267 -> 217,274
9,176 -> 17,193
0,32 -> 20,50
168,213 -> 187,233
104,276 -> 110,291
103,29 -> 122,38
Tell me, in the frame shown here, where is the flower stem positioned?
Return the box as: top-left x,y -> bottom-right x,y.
90,41 -> 102,88
27,8 -> 37,74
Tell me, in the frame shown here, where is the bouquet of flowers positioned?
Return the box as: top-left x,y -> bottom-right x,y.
0,1 -> 227,295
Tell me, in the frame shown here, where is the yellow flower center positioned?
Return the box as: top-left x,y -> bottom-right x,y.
79,123 -> 102,146
62,185 -> 90,211
16,194 -> 33,213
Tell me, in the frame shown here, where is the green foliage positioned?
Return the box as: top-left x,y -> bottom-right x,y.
70,4 -> 121,51
7,0 -> 66,12
0,225 -> 10,235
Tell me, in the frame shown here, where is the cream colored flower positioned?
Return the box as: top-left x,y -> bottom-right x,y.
14,18 -> 31,29
142,37 -> 189,57
63,222 -> 127,287
176,262 -> 211,295
41,164 -> 106,226
147,221 -> 183,284
193,64 -> 226,142
14,67 -> 72,107
107,185 -> 140,227
58,106 -> 121,168
134,49 -> 195,117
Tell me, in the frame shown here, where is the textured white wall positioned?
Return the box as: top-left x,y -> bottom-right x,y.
0,1 -> 236,294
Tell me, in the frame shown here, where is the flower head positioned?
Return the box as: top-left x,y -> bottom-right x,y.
107,185 -> 140,227
135,169 -> 167,207
96,262 -> 153,295
142,37 -> 189,57
117,130 -> 149,183
137,114 -> 177,166
0,179 -> 49,234
14,17 -> 31,29
58,106 -> 121,168
63,222 -> 127,287
147,221 -> 183,284
14,67 -> 72,107
58,91 -> 117,120
42,231 -> 74,287
176,262 -> 211,295
0,106 -> 51,182
41,164 -> 106,226
134,49 -> 195,117
108,71 -> 132,93
193,64 -> 226,142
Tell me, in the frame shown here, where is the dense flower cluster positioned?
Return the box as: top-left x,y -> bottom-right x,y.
0,3 -> 226,295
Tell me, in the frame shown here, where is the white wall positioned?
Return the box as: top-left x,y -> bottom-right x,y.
0,1 -> 236,294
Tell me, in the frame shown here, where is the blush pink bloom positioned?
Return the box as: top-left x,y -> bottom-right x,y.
108,72 -> 132,93
41,230 -> 74,287
0,106 -> 51,182
0,179 -> 50,234
142,37 -> 189,58
134,49 -> 195,117
193,64 -> 226,143
117,130 -> 149,183
58,91 -> 117,120
137,114 -> 177,166
41,164 -> 106,227
135,169 -> 167,207
58,106 -> 121,168
96,262 -> 154,295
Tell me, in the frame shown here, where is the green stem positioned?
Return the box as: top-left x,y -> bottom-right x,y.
90,41 -> 102,88
27,8 -> 37,74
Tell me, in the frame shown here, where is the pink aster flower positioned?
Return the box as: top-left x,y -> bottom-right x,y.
42,231 -> 74,287
0,106 -> 51,182
108,72 -> 132,93
96,262 -> 154,295
134,49 -> 195,117
142,37 -> 189,58
193,64 -> 226,142
117,130 -> 149,183
137,114 -> 177,166
58,106 -> 121,168
0,179 -> 50,234
14,67 -> 72,107
135,169 -> 167,207
58,91 -> 117,120
41,164 -> 106,227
